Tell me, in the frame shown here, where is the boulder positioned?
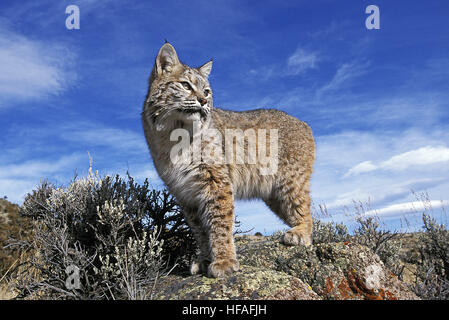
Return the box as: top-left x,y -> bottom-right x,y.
237,236 -> 418,300
153,235 -> 419,300
153,265 -> 319,300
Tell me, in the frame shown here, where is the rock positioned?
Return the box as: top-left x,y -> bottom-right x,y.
237,236 -> 419,300
152,235 -> 419,300
153,265 -> 320,300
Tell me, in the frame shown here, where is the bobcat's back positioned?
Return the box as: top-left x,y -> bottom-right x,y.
211,107 -> 315,200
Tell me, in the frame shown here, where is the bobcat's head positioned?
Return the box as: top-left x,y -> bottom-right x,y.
145,42 -> 213,131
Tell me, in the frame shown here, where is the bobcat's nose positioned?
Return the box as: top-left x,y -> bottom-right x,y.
198,97 -> 207,106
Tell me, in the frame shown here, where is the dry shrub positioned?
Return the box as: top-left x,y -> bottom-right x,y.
0,198 -> 34,294
353,215 -> 403,277
313,200 -> 403,278
14,167 -> 194,299
312,219 -> 350,244
413,213 -> 449,299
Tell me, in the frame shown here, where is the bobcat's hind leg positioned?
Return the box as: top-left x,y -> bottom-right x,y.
264,175 -> 313,246
282,215 -> 313,246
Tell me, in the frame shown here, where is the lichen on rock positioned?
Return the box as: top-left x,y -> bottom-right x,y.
152,235 -> 419,300
153,265 -> 320,300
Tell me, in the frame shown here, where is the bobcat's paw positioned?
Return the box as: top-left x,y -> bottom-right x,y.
190,259 -> 210,275
282,228 -> 312,246
207,258 -> 240,278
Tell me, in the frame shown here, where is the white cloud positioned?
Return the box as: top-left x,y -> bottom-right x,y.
246,46 -> 319,81
286,47 -> 318,75
0,118 -> 155,203
0,27 -> 75,106
274,59 -> 371,111
0,179 -> 40,205
318,60 -> 369,94
0,153 -> 83,179
311,128 -> 449,223
345,146 -> 449,177
381,146 -> 449,170
344,161 -> 377,177
307,20 -> 348,39
363,200 -> 449,218
324,178 -> 442,210
0,153 -> 84,203
60,126 -> 147,153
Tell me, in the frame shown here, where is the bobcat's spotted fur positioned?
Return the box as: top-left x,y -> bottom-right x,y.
142,43 -> 315,278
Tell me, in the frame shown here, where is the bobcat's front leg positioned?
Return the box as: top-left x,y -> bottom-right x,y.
198,166 -> 239,278
181,206 -> 212,275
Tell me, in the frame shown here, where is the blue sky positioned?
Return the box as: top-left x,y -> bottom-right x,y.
1,0 -> 448,234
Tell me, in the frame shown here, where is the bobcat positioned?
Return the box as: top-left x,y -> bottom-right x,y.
142,42 -> 315,278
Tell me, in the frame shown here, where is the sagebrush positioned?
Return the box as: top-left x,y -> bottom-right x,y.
413,214 -> 449,299
13,168 -> 195,299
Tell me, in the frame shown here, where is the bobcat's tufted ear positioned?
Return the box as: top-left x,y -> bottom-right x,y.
198,59 -> 213,77
155,42 -> 180,76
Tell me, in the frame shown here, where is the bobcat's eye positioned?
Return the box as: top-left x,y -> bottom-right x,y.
181,82 -> 192,90
204,89 -> 211,97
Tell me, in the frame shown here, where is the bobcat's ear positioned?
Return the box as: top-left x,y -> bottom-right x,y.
198,59 -> 213,77
155,43 -> 180,76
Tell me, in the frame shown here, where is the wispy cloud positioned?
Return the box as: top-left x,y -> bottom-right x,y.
324,178 -> 444,210
345,146 -> 449,177
246,46 -> 319,81
307,20 -> 348,39
363,200 -> 449,218
312,128 -> 449,219
60,124 -> 147,153
0,117 -> 153,203
0,153 -> 84,203
0,153 -> 84,179
286,47 -> 319,75
317,60 -> 369,94
0,27 -> 76,107
275,58 -> 370,112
